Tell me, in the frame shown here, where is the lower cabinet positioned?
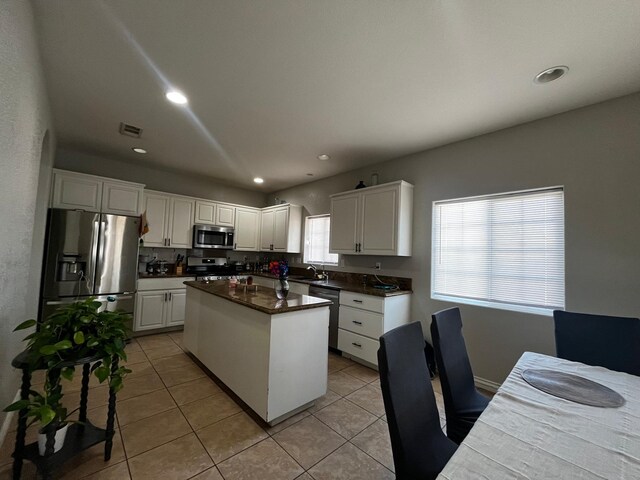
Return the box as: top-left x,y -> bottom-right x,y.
337,291 -> 411,367
135,277 -> 195,331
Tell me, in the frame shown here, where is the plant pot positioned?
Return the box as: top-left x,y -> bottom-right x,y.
38,423 -> 69,456
275,278 -> 290,299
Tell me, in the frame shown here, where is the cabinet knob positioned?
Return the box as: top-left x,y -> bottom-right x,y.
352,320 -> 363,325
352,342 -> 362,348
353,299 -> 363,304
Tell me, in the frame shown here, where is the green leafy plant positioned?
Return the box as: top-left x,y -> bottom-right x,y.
3,298 -> 132,430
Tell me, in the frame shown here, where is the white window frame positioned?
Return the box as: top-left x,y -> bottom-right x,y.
431,186 -> 565,316
304,214 -> 339,266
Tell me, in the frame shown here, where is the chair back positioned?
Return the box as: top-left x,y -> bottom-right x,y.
378,321 -> 456,479
554,310 -> 640,375
431,307 -> 477,414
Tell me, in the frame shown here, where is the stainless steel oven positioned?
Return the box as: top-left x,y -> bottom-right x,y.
192,224 -> 234,249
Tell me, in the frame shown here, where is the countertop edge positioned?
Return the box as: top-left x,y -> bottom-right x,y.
184,281 -> 332,315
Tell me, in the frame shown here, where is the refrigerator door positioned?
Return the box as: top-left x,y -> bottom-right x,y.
41,209 -> 100,298
95,214 -> 140,295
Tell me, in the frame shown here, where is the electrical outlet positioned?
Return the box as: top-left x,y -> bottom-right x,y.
375,262 -> 381,270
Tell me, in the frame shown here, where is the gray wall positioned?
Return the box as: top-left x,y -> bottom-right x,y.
55,148 -> 268,207
0,1 -> 55,443
270,92 -> 640,385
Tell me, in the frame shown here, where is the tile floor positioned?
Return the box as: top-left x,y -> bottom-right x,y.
0,331 -> 452,480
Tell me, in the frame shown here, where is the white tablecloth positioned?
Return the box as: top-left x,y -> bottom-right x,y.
437,352 -> 640,479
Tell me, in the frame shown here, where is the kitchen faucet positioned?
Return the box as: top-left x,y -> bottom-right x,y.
307,264 -> 328,282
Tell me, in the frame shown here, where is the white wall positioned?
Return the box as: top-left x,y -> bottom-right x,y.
270,92 -> 640,384
55,148 -> 267,207
0,1 -> 55,443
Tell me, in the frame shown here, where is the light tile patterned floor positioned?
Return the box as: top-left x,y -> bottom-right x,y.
0,331 -> 452,480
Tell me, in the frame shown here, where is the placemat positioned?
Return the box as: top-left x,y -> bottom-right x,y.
522,368 -> 625,407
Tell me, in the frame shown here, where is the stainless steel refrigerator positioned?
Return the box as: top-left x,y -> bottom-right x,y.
40,209 -> 140,324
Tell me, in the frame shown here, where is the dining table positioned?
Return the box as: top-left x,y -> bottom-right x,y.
437,351 -> 640,479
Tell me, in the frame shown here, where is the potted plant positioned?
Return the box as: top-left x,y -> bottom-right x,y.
3,298 -> 131,455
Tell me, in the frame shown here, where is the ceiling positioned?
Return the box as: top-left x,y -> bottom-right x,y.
33,0 -> 640,192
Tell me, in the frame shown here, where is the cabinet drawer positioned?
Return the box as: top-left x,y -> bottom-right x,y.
339,306 -> 383,339
338,329 -> 379,366
137,277 -> 194,291
339,291 -> 384,314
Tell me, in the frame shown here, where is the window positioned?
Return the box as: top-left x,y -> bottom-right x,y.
304,215 -> 339,265
431,187 -> 564,315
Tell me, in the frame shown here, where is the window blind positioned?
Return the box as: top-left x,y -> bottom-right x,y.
432,187 -> 564,315
304,215 -> 339,265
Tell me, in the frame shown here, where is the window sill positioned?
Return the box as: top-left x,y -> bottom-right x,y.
431,294 -> 557,317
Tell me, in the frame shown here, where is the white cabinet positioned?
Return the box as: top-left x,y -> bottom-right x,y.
142,191 -> 194,248
337,291 -> 411,367
195,200 -> 236,227
234,207 -> 261,251
135,277 -> 195,331
288,280 -> 309,296
330,181 -> 414,256
102,181 -> 143,216
52,171 -> 102,212
51,169 -> 144,215
260,204 -> 302,253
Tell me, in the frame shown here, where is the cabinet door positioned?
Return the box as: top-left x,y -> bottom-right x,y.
234,208 -> 261,251
360,185 -> 398,255
51,172 -> 102,212
169,197 -> 195,248
330,194 -> 359,254
216,204 -> 235,227
134,291 -> 166,331
260,209 -> 275,250
143,193 -> 170,247
102,181 -> 143,215
195,201 -> 216,225
272,207 -> 289,251
166,289 -> 187,326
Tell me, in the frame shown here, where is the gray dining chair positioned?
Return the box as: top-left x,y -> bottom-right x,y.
431,307 -> 489,444
378,321 -> 458,479
554,310 -> 640,376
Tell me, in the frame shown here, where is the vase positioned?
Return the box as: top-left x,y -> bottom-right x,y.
275,278 -> 289,299
38,423 -> 69,456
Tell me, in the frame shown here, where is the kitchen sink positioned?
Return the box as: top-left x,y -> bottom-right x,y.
288,275 -> 314,281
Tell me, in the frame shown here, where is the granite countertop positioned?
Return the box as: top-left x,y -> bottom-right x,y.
184,281 -> 332,315
252,273 -> 412,297
138,273 -> 195,279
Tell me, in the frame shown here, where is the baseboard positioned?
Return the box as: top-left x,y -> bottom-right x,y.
474,376 -> 501,393
0,390 -> 20,452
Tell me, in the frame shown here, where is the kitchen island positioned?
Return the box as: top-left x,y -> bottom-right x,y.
183,281 -> 332,425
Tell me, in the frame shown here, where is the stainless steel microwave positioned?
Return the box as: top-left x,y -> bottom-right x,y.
192,224 -> 234,249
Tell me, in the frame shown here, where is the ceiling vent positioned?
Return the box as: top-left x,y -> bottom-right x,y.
119,122 -> 143,138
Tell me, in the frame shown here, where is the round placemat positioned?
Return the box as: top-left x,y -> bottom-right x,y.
522,369 -> 625,408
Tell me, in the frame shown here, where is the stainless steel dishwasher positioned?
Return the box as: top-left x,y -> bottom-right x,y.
309,285 -> 340,350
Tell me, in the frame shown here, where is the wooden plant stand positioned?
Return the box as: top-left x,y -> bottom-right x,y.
10,351 -> 119,480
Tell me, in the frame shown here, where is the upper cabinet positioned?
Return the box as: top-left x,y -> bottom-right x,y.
51,169 -> 143,215
260,204 -> 302,253
143,191 -> 194,248
330,180 -> 413,256
195,200 -> 236,227
234,207 -> 261,251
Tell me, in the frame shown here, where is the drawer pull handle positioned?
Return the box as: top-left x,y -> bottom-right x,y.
352,342 -> 362,348
352,320 -> 363,325
353,300 -> 363,303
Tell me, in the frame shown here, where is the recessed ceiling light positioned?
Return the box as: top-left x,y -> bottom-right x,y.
166,90 -> 188,104
317,154 -> 330,161
132,147 -> 147,154
253,177 -> 264,184
534,66 -> 569,84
